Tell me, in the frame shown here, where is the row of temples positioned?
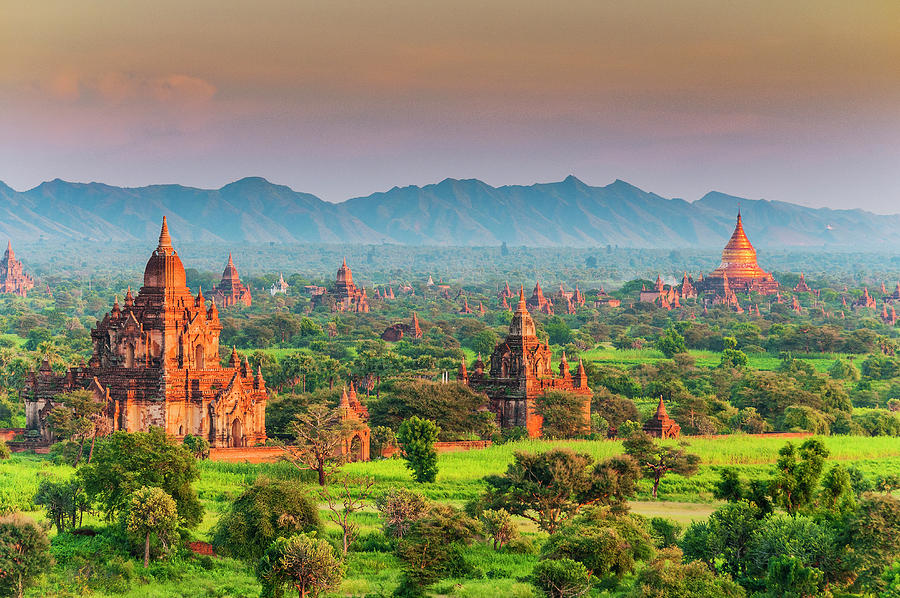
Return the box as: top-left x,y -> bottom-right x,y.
24,219 -> 269,448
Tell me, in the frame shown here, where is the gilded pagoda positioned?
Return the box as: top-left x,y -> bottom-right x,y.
699,211 -> 778,296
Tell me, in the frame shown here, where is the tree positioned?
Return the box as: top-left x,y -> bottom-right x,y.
592,392 -> 640,428
844,492 -> 900,592
0,514 -> 51,598
279,404 -> 351,486
681,500 -> 761,580
623,432 -> 700,499
77,427 -> 203,527
369,380 -> 493,441
125,486 -> 178,568
759,555 -> 825,598
480,449 -> 639,533
769,439 -> 829,515
183,434 -> 210,460
534,391 -> 589,438
397,416 -> 440,483
321,477 -> 375,554
33,478 -> 90,533
656,327 -> 687,358
375,488 -> 429,540
532,558 -> 592,598
480,508 -> 518,550
0,441 -> 9,461
369,425 -> 396,457
395,504 -> 479,594
746,514 -> 832,582
541,507 -> 653,579
45,389 -> 104,466
212,477 -> 320,562
257,534 -> 345,598
629,547 -> 746,598
818,464 -> 855,514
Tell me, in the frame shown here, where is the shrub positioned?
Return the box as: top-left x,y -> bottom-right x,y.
256,533 -> 345,598
541,507 -> 653,579
212,477 -> 320,562
479,508 -> 518,550
0,440 -> 9,460
375,488 -> 429,540
534,391 -> 589,439
629,547 -> 745,598
0,513 -> 51,598
124,486 -> 179,568
532,558 -> 592,598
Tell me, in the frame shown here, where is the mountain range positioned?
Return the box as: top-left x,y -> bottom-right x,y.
1,176 -> 899,248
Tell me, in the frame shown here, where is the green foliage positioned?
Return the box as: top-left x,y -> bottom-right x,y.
124,486 -> 178,567
182,434 -> 210,460
648,516 -> 682,549
629,547 -> 746,598
845,492 -> 900,592
531,557 -> 592,598
370,425 -> 397,457
623,432 -> 700,498
375,488 -> 429,540
397,416 -> 440,483
0,441 -> 9,461
769,439 -> 829,515
394,504 -> 479,592
541,507 -> 654,579
781,405 -> 831,434
617,420 -> 642,438
77,427 -> 203,527
818,464 -> 855,513
480,449 -> 639,532
45,389 -> 103,466
828,358 -> 859,381
720,347 -> 749,368
256,533 -> 345,598
479,508 -> 518,550
656,327 -> 687,358
759,555 -> 826,598
681,500 -> 761,579
212,477 -> 320,562
33,477 -> 89,533
747,513 -> 832,582
370,379 -> 493,441
0,513 -> 51,598
533,391 -> 589,439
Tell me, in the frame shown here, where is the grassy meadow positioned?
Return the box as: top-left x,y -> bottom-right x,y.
4,433 -> 900,597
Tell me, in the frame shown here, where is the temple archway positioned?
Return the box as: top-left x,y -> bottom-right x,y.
230,418 -> 243,447
195,345 -> 205,369
125,344 -> 135,368
350,434 -> 363,462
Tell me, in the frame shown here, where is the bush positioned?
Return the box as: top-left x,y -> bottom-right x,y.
0,513 -> 51,598
629,547 -> 745,597
0,440 -> 9,460
534,391 -> 589,439
479,508 -> 518,550
541,507 -> 653,579
375,488 -> 429,540
257,533 -> 345,598
212,477 -> 320,562
532,558 -> 592,598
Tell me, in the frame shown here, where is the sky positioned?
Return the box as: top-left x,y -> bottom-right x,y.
1,1 -> 898,211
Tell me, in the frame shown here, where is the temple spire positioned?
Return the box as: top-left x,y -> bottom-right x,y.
158,216 -> 172,250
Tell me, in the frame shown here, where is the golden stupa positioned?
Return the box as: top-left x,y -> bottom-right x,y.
702,212 -> 778,295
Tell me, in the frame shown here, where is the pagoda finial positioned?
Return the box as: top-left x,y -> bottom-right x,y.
227,252 -> 234,266
158,216 -> 172,249
655,396 -> 669,418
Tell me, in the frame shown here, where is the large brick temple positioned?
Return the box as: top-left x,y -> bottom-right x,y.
459,287 -> 591,436
211,253 -> 252,307
698,211 -> 779,297
0,241 -> 35,297
23,218 -> 268,447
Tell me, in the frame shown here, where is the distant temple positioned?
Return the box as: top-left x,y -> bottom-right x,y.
23,218 -> 268,447
460,288 -> 591,437
698,212 -> 778,297
313,259 -> 370,312
794,273 -> 811,293
643,397 -> 680,439
526,282 -> 554,314
381,313 -> 423,342
270,273 -> 289,296
0,241 -> 35,297
211,253 -> 252,307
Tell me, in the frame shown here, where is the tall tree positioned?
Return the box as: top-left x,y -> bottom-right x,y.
0,514 -> 51,598
769,439 -> 829,515
279,404 -> 351,486
622,432 -> 700,499
257,534 -> 345,598
125,486 -> 179,568
397,416 -> 440,483
45,389 -> 104,466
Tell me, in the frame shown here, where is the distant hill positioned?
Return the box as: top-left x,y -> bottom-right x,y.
1,175 -> 899,248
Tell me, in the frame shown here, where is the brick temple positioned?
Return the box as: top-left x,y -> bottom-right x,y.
460,287 -> 591,437
0,241 -> 35,297
211,253 -> 252,307
23,218 -> 267,447
313,258 -> 370,312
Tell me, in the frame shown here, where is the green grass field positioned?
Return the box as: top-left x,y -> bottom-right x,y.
5,434 -> 900,597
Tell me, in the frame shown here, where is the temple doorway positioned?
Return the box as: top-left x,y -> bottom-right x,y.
195,345 -> 205,369
350,434 -> 363,462
230,418 -> 243,447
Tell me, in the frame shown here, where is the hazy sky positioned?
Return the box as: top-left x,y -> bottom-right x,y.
2,1 -> 898,210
